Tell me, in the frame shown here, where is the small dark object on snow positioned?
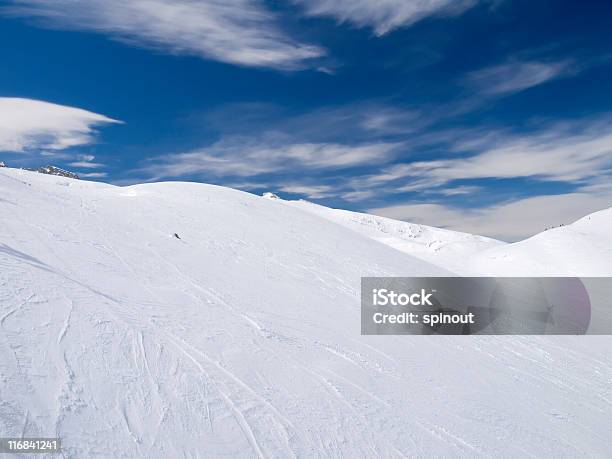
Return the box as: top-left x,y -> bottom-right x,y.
173,233 -> 181,239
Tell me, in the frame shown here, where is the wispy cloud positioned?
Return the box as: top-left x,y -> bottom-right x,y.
79,171 -> 108,178
140,139 -> 402,180
278,184 -> 335,198
68,154 -> 106,169
68,161 -> 105,168
5,0 -> 324,70
294,0 -> 478,35
464,59 -> 573,96
0,97 -> 120,153
130,102 -> 414,198
198,102 -> 423,141
357,118 -> 612,190
430,185 -> 482,196
340,189 -> 377,202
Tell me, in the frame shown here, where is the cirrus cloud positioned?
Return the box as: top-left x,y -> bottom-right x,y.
294,0 -> 479,35
4,0 -> 324,70
464,59 -> 573,96
357,118 -> 612,191
139,139 -> 403,181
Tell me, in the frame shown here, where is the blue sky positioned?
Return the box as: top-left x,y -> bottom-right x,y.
1,0 -> 612,240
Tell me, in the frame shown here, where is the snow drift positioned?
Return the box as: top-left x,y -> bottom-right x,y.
1,168 -> 611,457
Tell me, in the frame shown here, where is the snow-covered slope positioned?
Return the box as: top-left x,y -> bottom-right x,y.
284,199 -> 504,271
1,168 -> 611,457
467,207 -> 612,276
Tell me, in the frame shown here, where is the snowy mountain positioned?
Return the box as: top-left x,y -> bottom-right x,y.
283,199 -> 504,271
467,207 -> 612,276
1,167 -> 611,457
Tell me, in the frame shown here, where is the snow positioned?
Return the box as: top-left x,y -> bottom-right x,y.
467,207 -> 612,276
285,200 -> 504,271
262,192 -> 280,200
1,167 -> 611,457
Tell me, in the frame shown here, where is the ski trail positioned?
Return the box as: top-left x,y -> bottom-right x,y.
322,368 -> 391,408
159,332 -> 266,459
21,410 -> 29,438
312,370 -> 381,458
159,329 -> 296,440
57,297 -> 74,344
0,293 -> 34,326
138,331 -> 156,387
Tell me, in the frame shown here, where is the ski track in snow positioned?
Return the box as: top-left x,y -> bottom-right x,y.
0,168 -> 611,458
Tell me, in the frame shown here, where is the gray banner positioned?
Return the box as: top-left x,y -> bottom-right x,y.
361,277 -> 612,335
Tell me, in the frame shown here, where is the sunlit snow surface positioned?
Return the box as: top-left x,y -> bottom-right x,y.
1,168 -> 611,457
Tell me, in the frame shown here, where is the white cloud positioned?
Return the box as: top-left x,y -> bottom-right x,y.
69,155 -> 106,169
358,106 -> 422,134
285,142 -> 401,168
0,97 -> 120,153
140,140 -> 401,180
465,59 -> 572,96
39,151 -> 72,159
294,0 -> 478,35
341,189 -> 377,202
431,185 -> 482,196
79,172 -> 108,178
278,184 -> 334,198
6,0 -> 324,69
369,193 -> 612,241
69,161 -> 105,168
201,102 -> 424,141
359,119 -> 612,189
